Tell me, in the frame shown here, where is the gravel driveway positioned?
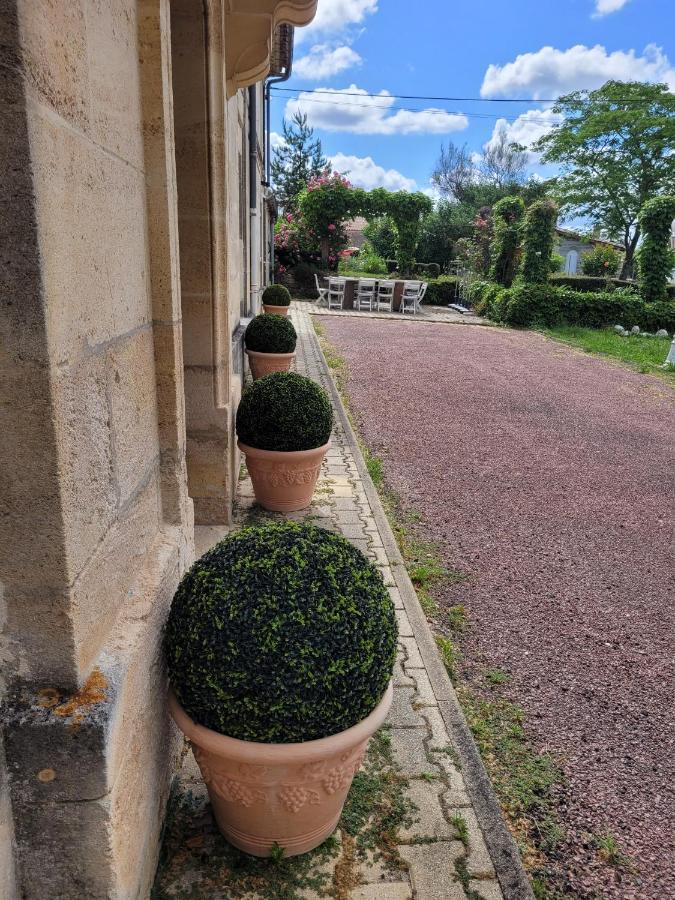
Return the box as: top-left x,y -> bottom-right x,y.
318,316 -> 675,899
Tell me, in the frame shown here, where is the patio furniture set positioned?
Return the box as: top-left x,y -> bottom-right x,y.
315,275 -> 427,315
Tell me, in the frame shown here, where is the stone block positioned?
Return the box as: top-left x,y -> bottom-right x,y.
389,728 -> 433,777
107,329 -> 161,505
399,636 -> 423,669
84,0 -> 145,169
29,107 -> 151,362
352,884 -> 411,899
395,608 -> 414,637
469,879 -> 504,900
398,842 -> 465,900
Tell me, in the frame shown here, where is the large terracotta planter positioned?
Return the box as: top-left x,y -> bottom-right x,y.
245,348 -> 295,380
238,440 -> 329,511
262,304 -> 290,316
169,683 -> 392,857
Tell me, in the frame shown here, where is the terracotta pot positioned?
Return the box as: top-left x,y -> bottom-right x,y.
238,440 -> 329,511
262,304 -> 290,316
246,348 -> 295,380
169,683 -> 392,857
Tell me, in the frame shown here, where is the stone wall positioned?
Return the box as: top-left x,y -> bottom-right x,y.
1,1 -> 193,896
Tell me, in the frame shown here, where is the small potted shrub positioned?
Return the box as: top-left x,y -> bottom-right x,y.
236,372 -> 333,511
245,314 -> 297,380
166,521 -> 397,857
262,283 -> 292,316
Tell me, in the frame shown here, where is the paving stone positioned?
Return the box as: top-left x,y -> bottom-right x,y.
352,884 -> 411,899
447,809 -> 496,878
394,656 -> 415,688
398,842 -> 466,899
388,586 -> 404,609
422,706 -> 450,746
337,523 -> 369,541
399,779 -> 455,842
390,727 -> 434,776
335,510 -> 363,524
412,668 -> 437,706
333,498 -> 360,510
388,687 -> 422,728
371,546 -> 390,566
400,636 -> 424,669
395,608 -> 414,637
378,565 -> 395,585
468,879 -> 505,900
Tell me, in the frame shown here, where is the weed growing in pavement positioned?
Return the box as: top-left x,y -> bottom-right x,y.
594,832 -> 634,870
485,669 -> 511,686
451,814 -> 469,847
436,635 -> 461,682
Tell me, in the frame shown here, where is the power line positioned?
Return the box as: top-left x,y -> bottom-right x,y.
269,93 -> 560,125
270,85 -> 657,104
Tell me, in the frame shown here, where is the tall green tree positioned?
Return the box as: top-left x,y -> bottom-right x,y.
535,81 -> 675,278
490,196 -> 525,286
637,196 -> 675,303
271,112 -> 327,213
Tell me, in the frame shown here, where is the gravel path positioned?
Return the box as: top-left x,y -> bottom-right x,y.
318,316 -> 675,899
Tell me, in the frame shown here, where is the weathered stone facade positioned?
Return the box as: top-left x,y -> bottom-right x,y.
0,2 -> 316,897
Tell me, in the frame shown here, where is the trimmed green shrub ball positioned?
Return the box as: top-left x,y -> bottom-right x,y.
164,522 -> 398,743
245,314 -> 297,354
262,284 -> 291,306
236,371 -> 333,452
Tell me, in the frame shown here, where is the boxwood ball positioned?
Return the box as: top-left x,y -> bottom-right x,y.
236,371 -> 333,452
164,522 -> 398,743
245,313 -> 297,354
262,283 -> 291,306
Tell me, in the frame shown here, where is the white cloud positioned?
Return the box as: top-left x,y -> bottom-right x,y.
593,0 -> 631,17
481,43 -> 675,99
294,45 -> 362,79
285,85 -> 469,135
329,152 -> 417,191
297,0 -> 378,43
269,131 -> 286,149
485,108 -> 563,162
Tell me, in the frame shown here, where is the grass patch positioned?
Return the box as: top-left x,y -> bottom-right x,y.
446,604 -> 467,633
451,813 -> 469,847
435,635 -> 461,682
593,832 -> 634,870
485,669 -> 511,686
458,687 -> 565,876
542,326 -> 674,379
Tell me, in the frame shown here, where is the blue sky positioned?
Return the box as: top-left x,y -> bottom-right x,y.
270,0 -> 675,197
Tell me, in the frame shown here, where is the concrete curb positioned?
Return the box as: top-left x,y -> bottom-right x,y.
307,319 -> 535,900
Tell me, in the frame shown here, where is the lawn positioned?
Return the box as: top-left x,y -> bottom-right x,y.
542,326 -> 674,378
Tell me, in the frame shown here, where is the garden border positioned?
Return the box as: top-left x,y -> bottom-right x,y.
308,317 -> 535,900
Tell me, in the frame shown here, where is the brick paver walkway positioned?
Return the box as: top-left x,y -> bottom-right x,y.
157,306 -> 529,899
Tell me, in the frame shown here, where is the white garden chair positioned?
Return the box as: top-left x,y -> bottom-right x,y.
356,278 -> 376,311
327,276 -> 346,310
376,279 -> 395,312
314,273 -> 328,306
400,280 -> 423,315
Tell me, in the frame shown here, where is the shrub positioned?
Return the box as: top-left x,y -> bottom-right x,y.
236,371 -> 333,452
638,196 -> 675,303
550,274 -> 638,293
580,245 -> 622,277
262,284 -> 292,307
467,279 -> 493,315
490,196 -> 524,287
521,199 -> 558,284
245,314 -> 297,354
550,253 -> 565,274
497,282 -> 675,331
164,521 -> 398,743
422,275 -> 460,305
414,262 -> 441,278
346,241 -> 388,275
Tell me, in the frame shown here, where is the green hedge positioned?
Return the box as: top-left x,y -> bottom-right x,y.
164,521 -> 398,743
495,283 -> 675,331
421,275 -> 460,305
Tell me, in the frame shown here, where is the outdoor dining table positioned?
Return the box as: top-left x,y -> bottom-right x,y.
333,276 -> 407,311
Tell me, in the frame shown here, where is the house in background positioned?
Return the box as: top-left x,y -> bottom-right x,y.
345,216 -> 369,249
0,2 -> 316,898
554,227 -> 625,275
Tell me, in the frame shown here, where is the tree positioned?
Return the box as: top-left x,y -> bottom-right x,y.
297,171 -> 355,265
481,124 -> 528,190
490,196 -> 525,286
535,81 -> 675,279
521,199 -> 558,284
416,201 -> 473,269
271,112 -> 327,213
637,196 -> 675,303
363,216 -> 397,261
431,142 -> 476,204
367,190 -> 432,275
